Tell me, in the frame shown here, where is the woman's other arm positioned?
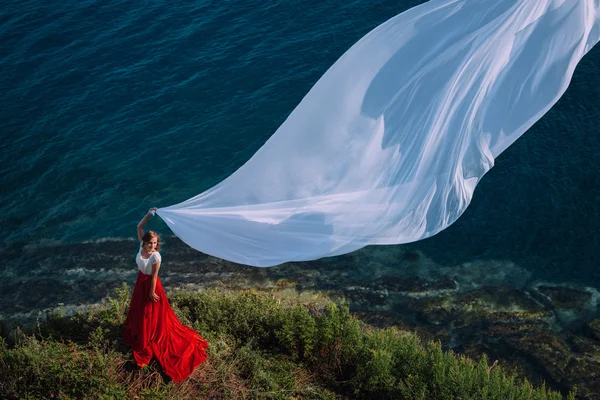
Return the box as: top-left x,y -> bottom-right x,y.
149,261 -> 161,302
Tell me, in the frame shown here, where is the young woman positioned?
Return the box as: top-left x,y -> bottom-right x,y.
123,207 -> 209,382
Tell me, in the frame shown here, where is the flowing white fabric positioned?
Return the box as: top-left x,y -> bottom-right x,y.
157,0 -> 600,267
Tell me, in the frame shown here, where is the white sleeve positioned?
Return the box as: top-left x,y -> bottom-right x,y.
151,252 -> 162,264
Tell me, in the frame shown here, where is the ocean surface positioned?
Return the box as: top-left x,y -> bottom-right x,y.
2,0 -> 600,321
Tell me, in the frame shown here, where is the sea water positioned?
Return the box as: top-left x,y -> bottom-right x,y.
1,0 -> 600,320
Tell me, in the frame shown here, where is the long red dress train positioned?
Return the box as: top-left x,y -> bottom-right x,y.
123,271 -> 209,382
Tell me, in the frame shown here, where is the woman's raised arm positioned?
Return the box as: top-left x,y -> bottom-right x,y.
137,207 -> 157,242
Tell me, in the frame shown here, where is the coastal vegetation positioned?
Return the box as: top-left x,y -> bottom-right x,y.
0,285 -> 574,399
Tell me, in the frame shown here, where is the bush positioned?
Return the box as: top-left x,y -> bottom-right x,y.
0,333 -> 126,399
0,285 -> 574,400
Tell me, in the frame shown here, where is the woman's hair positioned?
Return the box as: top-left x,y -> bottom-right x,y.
141,231 -> 161,251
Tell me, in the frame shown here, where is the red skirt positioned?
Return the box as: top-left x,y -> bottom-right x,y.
123,271 -> 209,382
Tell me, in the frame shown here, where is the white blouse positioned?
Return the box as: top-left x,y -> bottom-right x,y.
136,244 -> 162,275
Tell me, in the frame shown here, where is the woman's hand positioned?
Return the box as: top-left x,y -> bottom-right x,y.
149,291 -> 160,302
147,207 -> 158,216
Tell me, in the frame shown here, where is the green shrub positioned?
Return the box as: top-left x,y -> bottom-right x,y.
0,285 -> 574,400
0,334 -> 126,399
275,305 -> 317,360
167,289 -> 572,400
173,289 -> 284,347
34,283 -> 131,349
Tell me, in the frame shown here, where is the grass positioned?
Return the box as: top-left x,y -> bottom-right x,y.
0,284 -> 575,399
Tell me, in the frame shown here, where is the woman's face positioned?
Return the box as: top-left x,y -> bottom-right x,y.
143,238 -> 158,252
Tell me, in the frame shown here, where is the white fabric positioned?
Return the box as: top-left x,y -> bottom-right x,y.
158,0 -> 600,267
136,245 -> 162,275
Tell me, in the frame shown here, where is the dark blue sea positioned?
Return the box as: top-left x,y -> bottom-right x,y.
2,0 -> 600,321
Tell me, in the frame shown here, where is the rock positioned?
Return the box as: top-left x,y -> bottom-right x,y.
402,250 -> 421,262
322,276 -> 458,309
566,334 -> 600,356
561,355 -> 600,398
489,331 -> 600,399
341,284 -> 389,306
403,287 -> 551,327
485,321 -> 552,337
589,319 -> 600,341
379,276 -> 457,296
536,285 -> 591,309
507,333 -> 571,385
439,260 -> 532,290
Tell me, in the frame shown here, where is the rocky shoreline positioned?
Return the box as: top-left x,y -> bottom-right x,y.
2,237 -> 599,397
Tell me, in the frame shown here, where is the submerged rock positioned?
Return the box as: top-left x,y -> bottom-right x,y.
513,332 -> 600,397
380,276 -> 458,296
566,334 -> 600,356
507,333 -> 571,385
536,285 -> 592,309
401,286 -> 551,327
589,319 -> 600,341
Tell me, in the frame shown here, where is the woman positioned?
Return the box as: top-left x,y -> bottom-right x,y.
123,207 -> 209,382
